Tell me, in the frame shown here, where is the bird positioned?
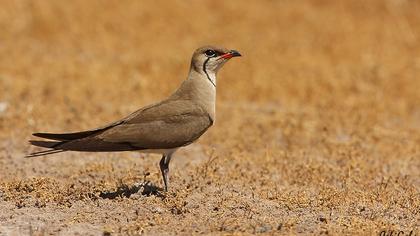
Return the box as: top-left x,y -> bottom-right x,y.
27,45 -> 241,191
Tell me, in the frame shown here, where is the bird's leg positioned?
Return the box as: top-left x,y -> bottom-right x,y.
159,153 -> 173,191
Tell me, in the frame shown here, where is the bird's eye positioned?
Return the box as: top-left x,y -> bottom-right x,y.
204,50 -> 216,57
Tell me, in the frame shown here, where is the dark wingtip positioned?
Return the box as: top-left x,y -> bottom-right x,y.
29,140 -> 62,148
32,133 -> 49,138
31,132 -> 71,141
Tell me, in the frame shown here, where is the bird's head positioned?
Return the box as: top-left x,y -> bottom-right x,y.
190,45 -> 241,76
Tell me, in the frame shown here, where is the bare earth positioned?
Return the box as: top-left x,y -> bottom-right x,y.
0,1 -> 419,235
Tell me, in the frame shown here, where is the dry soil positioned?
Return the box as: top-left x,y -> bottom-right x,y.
0,0 -> 419,235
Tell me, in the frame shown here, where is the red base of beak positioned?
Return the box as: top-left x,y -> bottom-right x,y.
221,50 -> 242,59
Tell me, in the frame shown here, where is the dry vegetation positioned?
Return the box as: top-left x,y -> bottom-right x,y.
0,0 -> 419,235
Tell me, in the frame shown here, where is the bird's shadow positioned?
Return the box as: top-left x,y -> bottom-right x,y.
98,181 -> 165,199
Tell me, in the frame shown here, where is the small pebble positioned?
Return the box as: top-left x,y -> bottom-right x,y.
0,102 -> 8,114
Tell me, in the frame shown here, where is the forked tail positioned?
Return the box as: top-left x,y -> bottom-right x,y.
26,140 -> 67,158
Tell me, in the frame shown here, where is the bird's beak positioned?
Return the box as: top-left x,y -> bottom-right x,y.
220,50 -> 242,59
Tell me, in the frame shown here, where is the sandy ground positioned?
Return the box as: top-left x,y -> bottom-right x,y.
0,0 -> 419,235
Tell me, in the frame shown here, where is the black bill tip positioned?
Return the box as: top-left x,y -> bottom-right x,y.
229,50 -> 242,57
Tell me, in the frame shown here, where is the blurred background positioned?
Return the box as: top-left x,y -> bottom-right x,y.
0,0 -> 419,234
1,0 -> 420,139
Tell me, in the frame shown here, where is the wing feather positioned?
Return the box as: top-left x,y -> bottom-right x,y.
29,99 -> 213,153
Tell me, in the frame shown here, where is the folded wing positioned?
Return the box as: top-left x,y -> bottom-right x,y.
28,99 -> 213,155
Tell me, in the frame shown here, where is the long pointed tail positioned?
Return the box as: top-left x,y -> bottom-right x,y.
26,140 -> 66,158
26,149 -> 66,158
